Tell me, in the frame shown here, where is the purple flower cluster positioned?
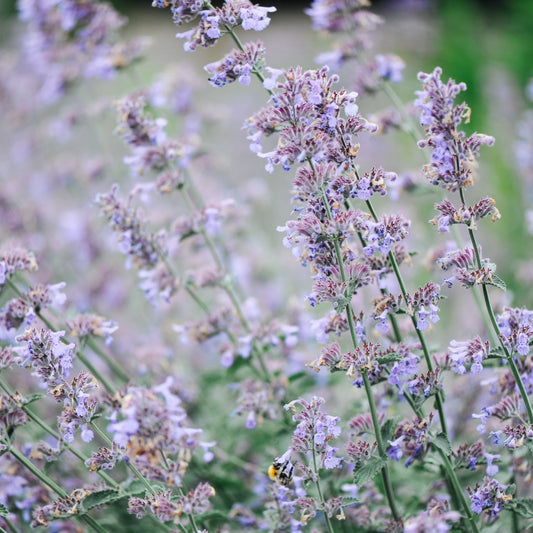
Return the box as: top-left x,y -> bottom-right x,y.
431,197 -> 500,233
95,185 -> 178,303
467,476 -> 512,518
17,0 -> 145,104
415,67 -> 495,191
496,306 -> 533,357
205,41 -> 265,87
285,396 -> 343,473
128,482 -> 215,525
247,66 -> 375,172
65,313 -> 118,346
447,336 -> 490,374
15,327 -> 97,443
105,377 -> 214,484
152,0 -> 275,51
386,414 -> 433,467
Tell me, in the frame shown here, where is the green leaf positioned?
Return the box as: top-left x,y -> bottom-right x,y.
24,393 -> 46,405
432,433 -> 452,456
376,353 -> 403,365
0,503 -> 8,517
81,489 -> 121,511
509,497 -> 533,518
487,273 -> 506,291
380,419 -> 397,443
353,457 -> 387,485
341,496 -> 359,508
288,371 -> 308,383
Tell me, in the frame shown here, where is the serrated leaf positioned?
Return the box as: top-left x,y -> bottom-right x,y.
341,496 -> 359,508
0,503 -> 8,517
24,393 -> 46,405
485,262 -> 497,272
488,274 -> 506,291
353,457 -> 387,485
380,419 -> 397,443
81,489 -> 120,512
509,497 -> 533,518
376,353 -> 403,365
432,432 -> 452,456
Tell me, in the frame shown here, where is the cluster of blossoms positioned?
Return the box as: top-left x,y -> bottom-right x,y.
95,185 -> 178,303
305,0 -> 405,97
152,1 -> 275,51
15,327 -> 98,443
431,197 -> 500,232
436,245 -> 496,289
0,245 -> 38,286
128,483 -> 215,526
285,396 -> 343,474
386,414 -> 433,467
496,306 -> 533,357
230,377 -> 286,429
0,282 -> 66,337
65,313 -> 118,346
204,41 -> 265,87
447,336 -> 491,374
17,0 -> 145,104
467,477 -> 512,519
99,378 -> 215,485
415,67 -> 495,191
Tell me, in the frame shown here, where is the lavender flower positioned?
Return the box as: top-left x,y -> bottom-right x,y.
17,0 -> 145,104
153,1 -> 275,52
105,378 -> 213,484
404,499 -> 461,532
415,67 -> 494,191
467,476 -> 512,518
65,313 -> 118,346
386,414 -> 433,467
496,306 -> 533,357
128,482 -> 215,525
447,337 -> 490,374
285,396 -> 343,472
205,41 -> 265,87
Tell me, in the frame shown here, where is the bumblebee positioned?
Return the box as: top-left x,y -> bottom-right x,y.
268,453 -> 294,487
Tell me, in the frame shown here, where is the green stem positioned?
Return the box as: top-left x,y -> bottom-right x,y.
312,163 -> 399,522
382,83 -> 497,345
438,452 -> 480,533
366,199 -> 450,436
311,446 -> 336,533
458,188 -> 533,423
86,338 -> 130,384
0,516 -> 18,533
90,422 -> 156,496
8,446 -> 109,533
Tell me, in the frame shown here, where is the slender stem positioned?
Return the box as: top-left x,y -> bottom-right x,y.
366,199 -> 450,436
86,338 -> 130,384
90,422 -> 156,496
310,162 -> 399,521
311,446 -> 336,533
7,446 -> 109,533
381,83 -> 497,344
178,172 -> 272,383
458,188 -> 533,423
0,516 -> 18,533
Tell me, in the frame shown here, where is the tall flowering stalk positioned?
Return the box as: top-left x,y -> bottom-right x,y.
415,68 -> 533,423
3,0 -> 533,530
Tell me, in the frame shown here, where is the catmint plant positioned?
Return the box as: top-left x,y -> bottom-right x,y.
1,0 -> 533,531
